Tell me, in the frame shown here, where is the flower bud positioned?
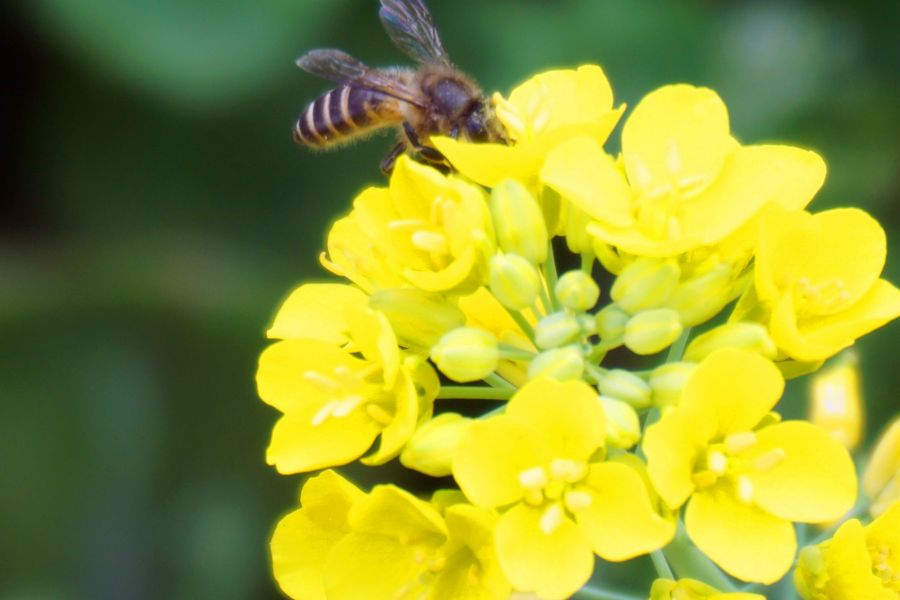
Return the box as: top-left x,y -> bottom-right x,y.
400,413 -> 473,477
534,311 -> 582,350
595,304 -> 629,344
565,202 -> 594,255
794,546 -> 828,600
490,179 -> 548,265
431,327 -> 499,382
489,253 -> 541,311
599,396 -> 641,449
665,264 -> 734,327
682,322 -> 776,363
649,362 -> 697,409
555,270 -> 601,313
650,578 -> 724,600
863,416 -> 900,517
598,369 -> 652,410
369,288 -> 466,350
808,351 -> 863,451
527,346 -> 584,382
577,314 -> 597,337
611,258 -> 680,314
624,309 -> 683,355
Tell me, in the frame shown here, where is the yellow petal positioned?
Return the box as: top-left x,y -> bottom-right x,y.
349,484 -> 447,538
495,502 -> 593,600
745,421 -> 857,523
404,243 -> 481,293
432,137 -> 541,189
453,417 -> 546,509
863,500 -> 900,570
769,292 -> 847,362
353,186 -> 432,271
361,368 -> 419,466
863,417 -> 900,500
323,215 -> 405,294
622,85 -> 731,198
345,306 -> 400,388
437,504 -> 511,600
324,532 -> 425,600
267,283 -> 368,342
256,339 -> 366,413
271,470 -> 364,600
587,221 -> 700,258
685,481 -> 796,583
267,403 -> 381,474
541,136 -> 636,228
644,407 -> 709,509
576,462 -> 676,560
824,519 -> 893,600
505,378 -> 606,462
390,155 -> 450,222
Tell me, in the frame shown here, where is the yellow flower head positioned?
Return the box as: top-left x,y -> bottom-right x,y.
731,205 -> 900,364
643,349 -> 857,583
793,500 -> 900,600
320,214 -> 406,294
541,85 -> 826,257
453,378 -> 675,599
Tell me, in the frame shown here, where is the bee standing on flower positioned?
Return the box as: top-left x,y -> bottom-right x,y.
293,0 -> 506,174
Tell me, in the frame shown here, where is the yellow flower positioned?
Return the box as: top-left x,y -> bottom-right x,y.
863,417 -> 900,518
324,485 -> 511,600
731,206 -> 900,364
793,500 -> 900,600
650,578 -> 765,600
808,351 -> 864,452
453,379 -> 675,599
432,66 -> 624,192
271,470 -> 366,600
643,349 -> 857,583
267,283 -> 368,343
541,85 -> 826,257
320,214 -> 406,294
352,156 -> 495,294
258,304 -> 438,473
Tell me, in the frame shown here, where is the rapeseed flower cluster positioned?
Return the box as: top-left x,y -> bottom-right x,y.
259,65 -> 900,600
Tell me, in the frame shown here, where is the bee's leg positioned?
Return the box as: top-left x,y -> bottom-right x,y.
449,125 -> 459,140
402,122 -> 448,165
381,141 -> 407,175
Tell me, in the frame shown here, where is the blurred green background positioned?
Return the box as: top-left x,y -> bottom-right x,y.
1,0 -> 899,598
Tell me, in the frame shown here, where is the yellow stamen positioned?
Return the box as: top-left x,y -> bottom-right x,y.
519,466 -> 549,490
539,503 -> 564,535
725,432 -> 758,455
738,475 -> 754,504
550,458 -> 587,482
311,400 -> 340,426
564,490 -> 593,512
303,371 -> 342,394
753,449 -> 786,473
411,231 -> 449,255
366,404 -> 394,426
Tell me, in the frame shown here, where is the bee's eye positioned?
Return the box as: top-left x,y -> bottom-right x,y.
465,114 -> 489,142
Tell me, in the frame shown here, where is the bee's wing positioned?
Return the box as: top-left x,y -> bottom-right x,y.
297,49 -> 425,107
379,0 -> 451,66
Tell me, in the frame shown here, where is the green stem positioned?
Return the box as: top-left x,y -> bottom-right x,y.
503,305 -> 536,341
651,549 -> 675,580
807,500 -> 871,546
543,240 -> 561,311
572,585 -> 643,600
662,520 -> 738,592
537,280 -> 554,317
666,326 -> 692,364
740,582 -> 766,595
436,386 -> 514,400
497,346 -> 537,362
584,363 -> 608,384
484,373 -> 516,390
581,252 -> 595,274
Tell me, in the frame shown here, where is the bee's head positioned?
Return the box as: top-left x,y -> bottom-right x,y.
463,100 -> 507,144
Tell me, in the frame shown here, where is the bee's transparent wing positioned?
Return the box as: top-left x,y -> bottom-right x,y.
297,49 -> 424,106
379,0 -> 451,66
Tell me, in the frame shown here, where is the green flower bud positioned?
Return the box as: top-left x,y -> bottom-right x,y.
599,396 -> 641,449
577,313 -> 597,337
682,323 -> 777,363
665,264 -> 734,327
369,288 -> 466,350
534,311 -> 582,350
595,304 -> 629,344
527,346 -> 584,382
623,308 -> 683,355
598,369 -> 652,409
555,270 -> 601,313
489,253 -> 541,311
649,361 -> 697,408
400,413 -> 473,477
490,179 -> 548,265
610,257 -> 680,314
431,327 -> 499,382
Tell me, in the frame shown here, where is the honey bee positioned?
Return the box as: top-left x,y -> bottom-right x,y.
293,0 -> 506,174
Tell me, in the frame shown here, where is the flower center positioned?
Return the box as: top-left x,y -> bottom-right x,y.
690,432 -> 786,504
304,363 -> 390,426
517,459 -> 592,535
493,84 -> 551,145
871,544 -> 900,595
388,195 -> 459,270
789,277 -> 852,316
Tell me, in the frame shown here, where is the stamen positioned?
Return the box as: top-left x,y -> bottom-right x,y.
366,404 -> 394,425
332,394 -> 365,417
539,503 -> 564,535
411,231 -> 449,255
319,252 -> 346,276
519,466 -> 549,490
664,216 -> 683,241
753,449 -> 786,473
645,184 -> 673,201
630,156 -> 652,189
738,475 -> 754,504
691,470 -> 718,489
676,175 -> 708,196
564,491 -> 593,512
665,139 -> 683,175
708,450 -> 728,475
311,400 -> 340,426
356,362 -> 384,382
425,556 -> 446,572
524,489 -> 544,506
388,219 -> 429,232
332,365 -> 363,390
550,459 -> 588,482
439,198 -> 454,232
527,85 -> 546,122
725,432 -> 758,455
303,371 -> 342,394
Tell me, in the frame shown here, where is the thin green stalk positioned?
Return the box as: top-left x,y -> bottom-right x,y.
662,520 -> 737,592
543,240 -> 562,311
484,373 -> 516,390
537,280 -> 554,317
666,326 -> 692,364
572,585 -> 643,600
436,386 -> 514,400
502,305 -> 536,341
651,549 -> 675,580
584,363 -> 607,384
497,345 -> 537,362
581,252 -> 596,274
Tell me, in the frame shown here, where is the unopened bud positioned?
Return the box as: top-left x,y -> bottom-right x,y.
650,578 -> 726,600
595,305 -> 629,344
565,203 -> 594,255
808,351 -> 863,451
490,179 -> 548,265
665,264 -> 734,327
577,314 -> 597,337
369,288 -> 465,350
489,253 -> 541,311
649,362 -> 697,409
600,397 -> 641,449
555,270 -> 601,313
863,416 -> 900,517
682,323 -> 776,363
431,327 -> 499,382
611,258 -> 680,314
794,546 -> 828,600
535,311 -> 582,350
400,413 -> 473,477
527,346 -> 584,382
599,369 -> 652,410
624,309 -> 683,355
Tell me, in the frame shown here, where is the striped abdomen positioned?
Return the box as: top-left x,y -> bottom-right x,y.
294,85 -> 402,147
